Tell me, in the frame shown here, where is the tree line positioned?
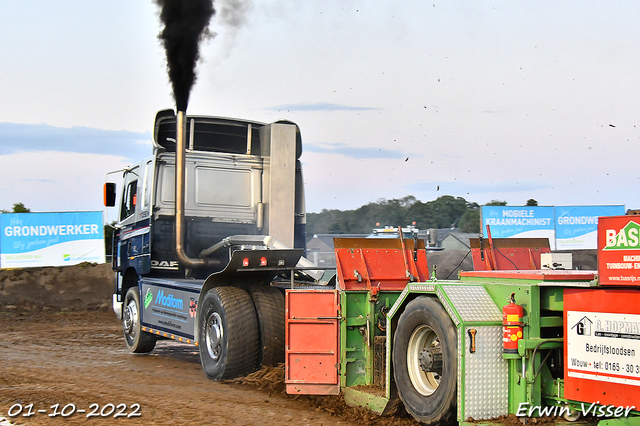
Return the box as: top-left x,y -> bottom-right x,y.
3,196 -> 537,250
306,195 -> 524,235
0,202 -> 30,213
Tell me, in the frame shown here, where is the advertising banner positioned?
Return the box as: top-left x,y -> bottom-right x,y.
556,205 -> 625,250
481,206 -> 555,248
482,205 -> 625,250
140,282 -> 198,339
598,215 -> 640,285
564,288 -> 640,407
0,211 -> 105,268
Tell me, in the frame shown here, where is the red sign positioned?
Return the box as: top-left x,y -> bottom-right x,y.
564,288 -> 640,407
598,216 -> 640,286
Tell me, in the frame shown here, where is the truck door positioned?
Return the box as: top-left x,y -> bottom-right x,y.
116,166 -> 140,272
116,160 -> 154,275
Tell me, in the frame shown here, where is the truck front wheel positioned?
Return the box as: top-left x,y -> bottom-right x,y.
123,287 -> 156,353
393,296 -> 457,425
198,286 -> 259,380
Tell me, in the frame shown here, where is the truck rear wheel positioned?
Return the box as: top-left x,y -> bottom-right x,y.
249,285 -> 285,367
198,286 -> 259,380
393,296 -> 457,425
123,287 -> 156,353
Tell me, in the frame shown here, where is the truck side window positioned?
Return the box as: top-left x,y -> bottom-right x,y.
121,180 -> 138,221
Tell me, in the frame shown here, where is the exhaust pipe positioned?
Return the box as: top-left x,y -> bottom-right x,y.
175,110 -> 206,269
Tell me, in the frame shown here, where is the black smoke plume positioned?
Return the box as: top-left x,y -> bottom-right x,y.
155,0 -> 215,112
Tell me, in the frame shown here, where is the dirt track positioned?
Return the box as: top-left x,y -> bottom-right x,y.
0,307 -> 418,426
0,250 -> 597,426
0,263 -> 419,426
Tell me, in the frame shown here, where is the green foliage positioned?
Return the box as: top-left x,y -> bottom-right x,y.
13,203 -> 30,213
459,202 -> 480,233
526,198 -> 538,206
306,195 -> 480,235
1,202 -> 31,213
486,199 -> 507,206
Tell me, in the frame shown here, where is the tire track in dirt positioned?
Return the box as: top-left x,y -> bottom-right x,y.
0,309 -> 417,426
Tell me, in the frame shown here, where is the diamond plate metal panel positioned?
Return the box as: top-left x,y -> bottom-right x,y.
443,286 -> 502,323
457,327 -> 463,420
388,286 -> 409,320
437,287 -> 460,326
462,326 -> 508,420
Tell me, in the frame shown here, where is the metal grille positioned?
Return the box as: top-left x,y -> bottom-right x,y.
407,283 -> 436,292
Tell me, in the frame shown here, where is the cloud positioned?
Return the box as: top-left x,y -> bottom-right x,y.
0,122 -> 152,161
0,151 -> 132,214
407,180 -> 552,194
267,102 -> 380,112
305,142 -> 406,159
404,180 -> 553,197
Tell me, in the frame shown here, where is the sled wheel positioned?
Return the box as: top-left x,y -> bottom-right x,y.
249,285 -> 285,367
198,286 -> 259,380
393,296 -> 457,424
123,287 -> 156,353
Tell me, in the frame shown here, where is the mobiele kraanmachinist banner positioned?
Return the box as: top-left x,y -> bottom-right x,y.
481,205 -> 625,250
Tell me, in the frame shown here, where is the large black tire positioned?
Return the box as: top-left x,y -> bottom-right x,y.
393,296 -> 457,425
198,286 -> 259,380
123,287 -> 156,353
249,285 -> 285,367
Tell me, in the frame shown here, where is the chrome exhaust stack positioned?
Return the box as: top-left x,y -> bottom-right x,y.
175,110 -> 206,269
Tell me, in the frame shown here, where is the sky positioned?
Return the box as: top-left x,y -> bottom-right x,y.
1,1 -> 638,220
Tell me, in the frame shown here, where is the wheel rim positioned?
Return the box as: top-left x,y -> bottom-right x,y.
205,312 -> 224,361
123,298 -> 139,337
407,325 -> 441,396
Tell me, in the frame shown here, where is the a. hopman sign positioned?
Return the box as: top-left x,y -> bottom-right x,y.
0,212 -> 105,268
481,205 -> 625,250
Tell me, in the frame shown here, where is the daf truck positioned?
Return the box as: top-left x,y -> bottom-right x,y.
104,109 -> 321,380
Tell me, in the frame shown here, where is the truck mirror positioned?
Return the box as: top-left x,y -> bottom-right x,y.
104,183 -> 116,207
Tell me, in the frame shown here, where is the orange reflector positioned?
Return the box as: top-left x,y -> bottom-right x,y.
243,258 -> 250,267
179,337 -> 183,342
260,257 -> 267,266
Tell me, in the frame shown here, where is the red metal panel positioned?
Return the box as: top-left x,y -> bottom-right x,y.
469,238 -> 551,271
285,289 -> 339,395
564,288 -> 640,407
598,215 -> 640,286
333,239 -> 429,291
460,269 -> 596,281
